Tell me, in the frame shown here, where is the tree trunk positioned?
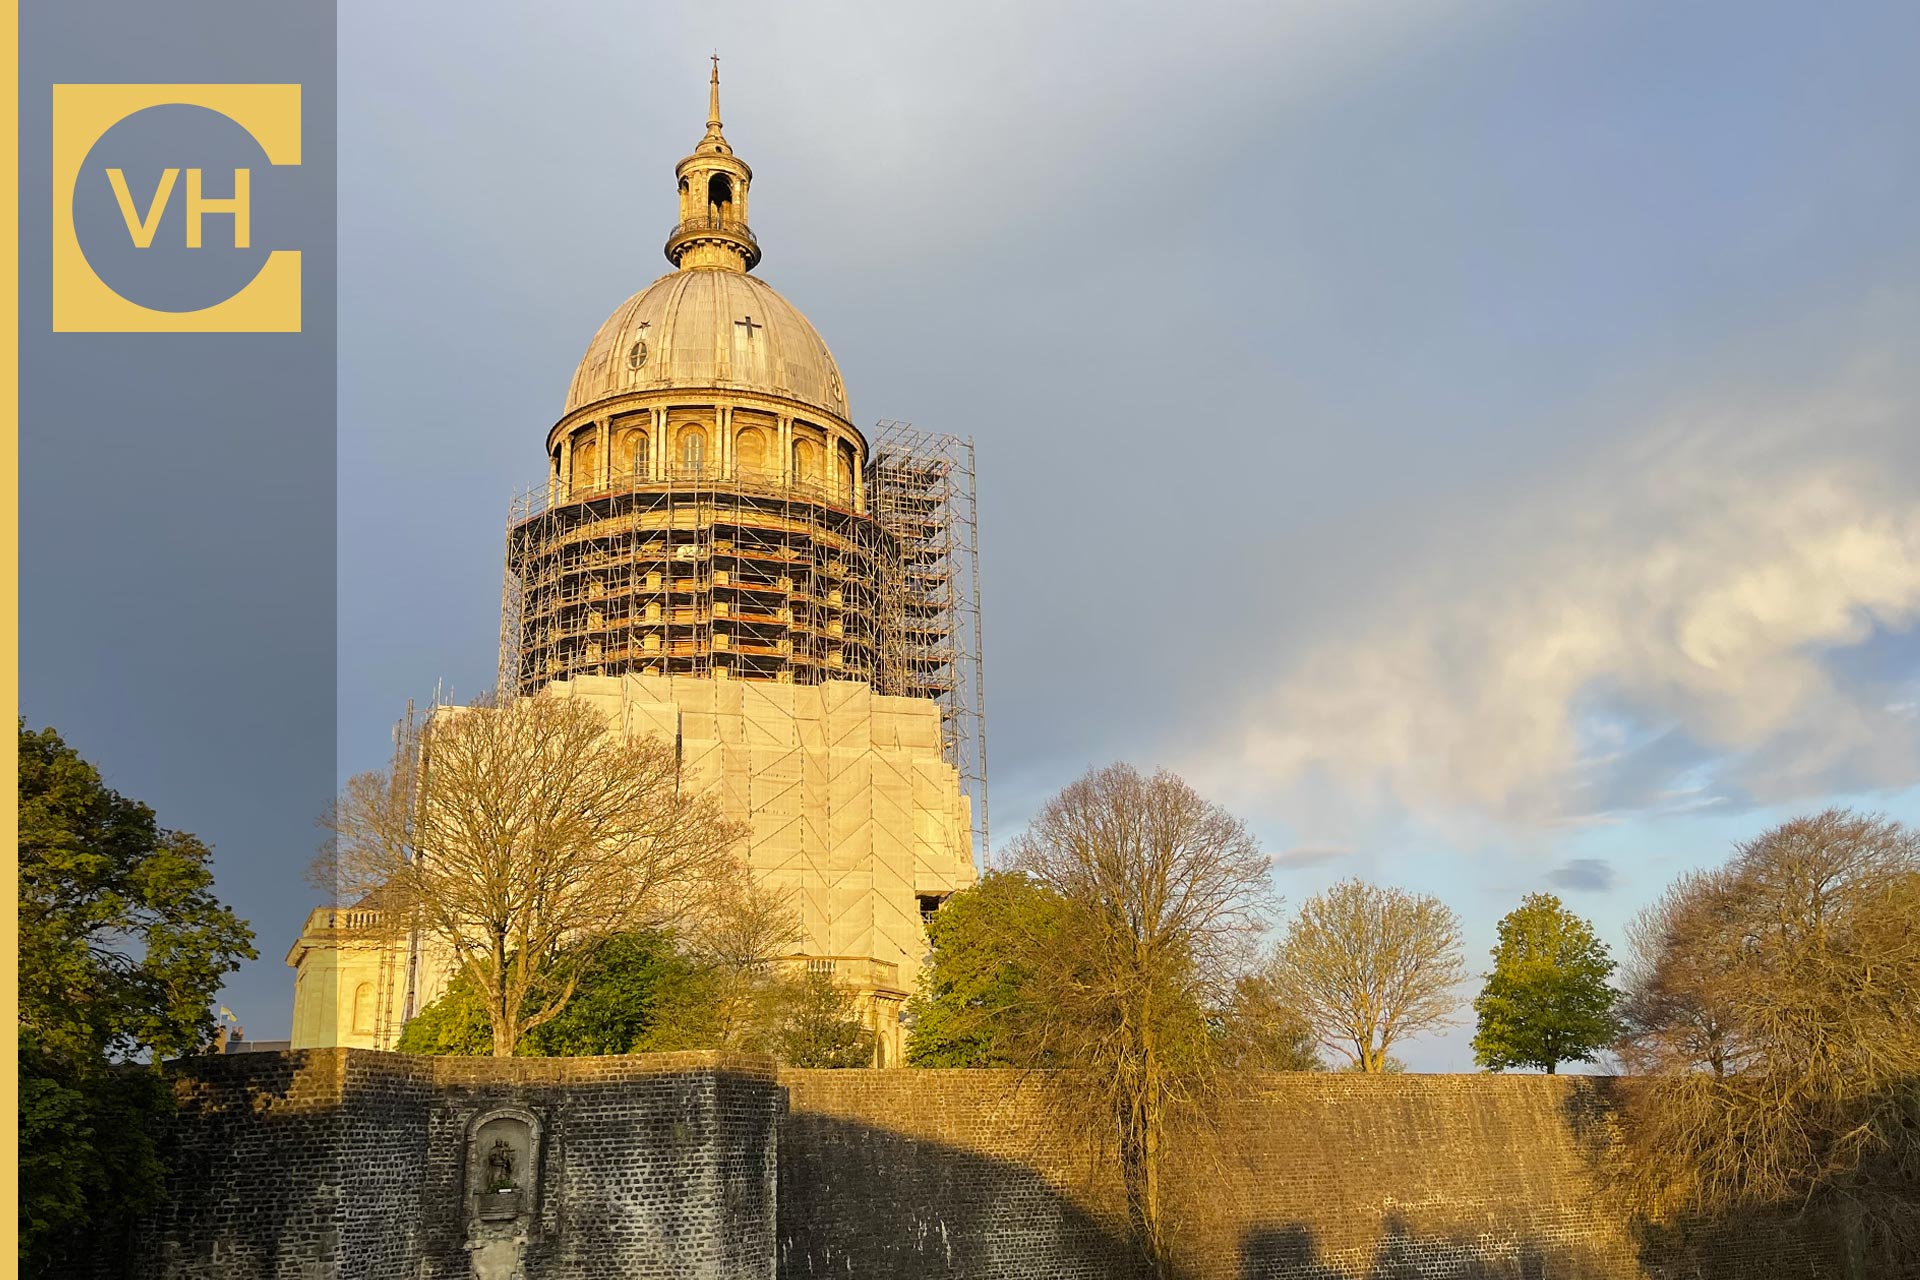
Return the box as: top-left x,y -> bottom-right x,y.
491,927 -> 515,1057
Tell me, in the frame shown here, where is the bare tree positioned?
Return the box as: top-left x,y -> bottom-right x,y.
1616,810 -> 1920,1272
1009,764 -> 1272,1275
1616,869 -> 1746,1079
679,865 -> 802,1051
1265,879 -> 1464,1072
319,692 -> 746,1057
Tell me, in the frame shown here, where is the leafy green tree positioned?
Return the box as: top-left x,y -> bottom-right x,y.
394,971 -> 495,1055
905,871 -> 1065,1067
529,931 -> 713,1054
398,930 -> 717,1056
17,723 -> 256,1275
1471,892 -> 1618,1073
771,969 -> 875,1068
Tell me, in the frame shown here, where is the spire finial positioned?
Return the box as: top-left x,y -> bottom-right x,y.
708,54 -> 722,131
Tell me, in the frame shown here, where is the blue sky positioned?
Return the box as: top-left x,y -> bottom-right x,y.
303,0 -> 1920,1064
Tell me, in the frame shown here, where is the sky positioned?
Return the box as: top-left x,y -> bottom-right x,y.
69,0 -> 1920,1062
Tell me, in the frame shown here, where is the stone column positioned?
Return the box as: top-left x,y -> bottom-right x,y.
778,415 -> 793,485
595,418 -> 611,488
559,434 -> 573,500
652,409 -> 667,480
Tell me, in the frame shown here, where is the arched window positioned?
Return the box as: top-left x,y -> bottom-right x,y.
793,439 -> 816,484
681,429 -> 706,471
707,173 -> 733,223
838,442 -> 858,500
351,982 -> 376,1036
570,437 -> 598,492
735,428 -> 767,475
631,433 -> 649,478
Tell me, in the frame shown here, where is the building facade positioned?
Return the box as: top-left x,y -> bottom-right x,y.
289,66 -> 983,1063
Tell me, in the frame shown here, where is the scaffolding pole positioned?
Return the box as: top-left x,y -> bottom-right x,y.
868,421 -> 989,862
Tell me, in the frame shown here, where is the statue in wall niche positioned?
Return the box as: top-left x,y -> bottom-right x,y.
485,1139 -> 517,1192
465,1111 -> 539,1229
465,1116 -> 536,1280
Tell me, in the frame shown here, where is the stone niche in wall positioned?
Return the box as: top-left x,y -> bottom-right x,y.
464,1105 -> 543,1278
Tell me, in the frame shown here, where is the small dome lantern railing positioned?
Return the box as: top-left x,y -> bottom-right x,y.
664,216 -> 761,269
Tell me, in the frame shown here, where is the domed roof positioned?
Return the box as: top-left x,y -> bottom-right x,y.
564,268 -> 850,422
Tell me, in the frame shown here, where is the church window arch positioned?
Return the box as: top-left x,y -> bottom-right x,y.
351,982 -> 376,1036
793,438 -> 817,486
679,427 -> 707,471
707,173 -> 733,223
570,435 -> 599,492
838,441 -> 857,500
735,427 -> 768,476
631,433 -> 649,478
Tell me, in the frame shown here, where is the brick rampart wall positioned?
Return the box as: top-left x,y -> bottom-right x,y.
776,1070 -> 1841,1280
127,1049 -> 782,1280
120,1055 -> 1841,1280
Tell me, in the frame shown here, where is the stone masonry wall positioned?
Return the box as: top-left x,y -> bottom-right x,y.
125,1049 -> 782,1280
776,1070 -> 1843,1280
120,1055 -> 1844,1280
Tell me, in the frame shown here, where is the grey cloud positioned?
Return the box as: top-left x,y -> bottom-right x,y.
1270,845 -> 1355,869
1545,859 -> 1615,892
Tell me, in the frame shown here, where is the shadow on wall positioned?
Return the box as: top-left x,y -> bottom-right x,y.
777,1110 -> 1149,1280
114,1049 -> 788,1280
1238,1214 -> 1618,1280
1552,1078 -> 1847,1280
105,1050 -> 370,1280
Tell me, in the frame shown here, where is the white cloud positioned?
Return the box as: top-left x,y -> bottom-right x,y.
1229,369 -> 1920,830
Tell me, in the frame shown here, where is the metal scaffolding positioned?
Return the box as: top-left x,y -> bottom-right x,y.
497,422 -> 988,858
867,422 -> 989,859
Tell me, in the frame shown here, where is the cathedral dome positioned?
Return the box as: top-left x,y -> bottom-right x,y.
563,268 -> 851,422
